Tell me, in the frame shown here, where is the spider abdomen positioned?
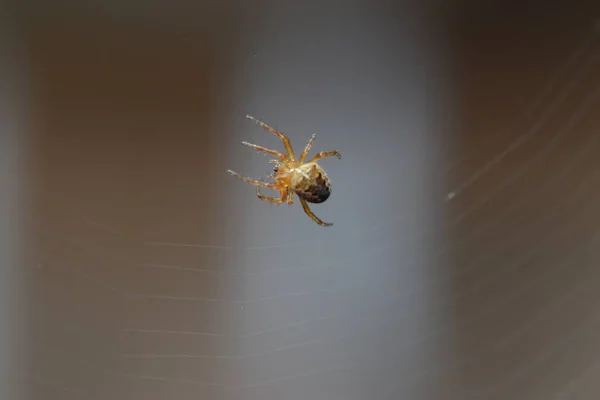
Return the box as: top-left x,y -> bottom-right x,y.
292,163 -> 331,204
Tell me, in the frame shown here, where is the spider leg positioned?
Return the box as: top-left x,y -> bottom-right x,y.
308,151 -> 342,163
246,115 -> 297,161
286,187 -> 294,205
299,197 -> 333,227
227,170 -> 278,189
256,187 -> 287,204
241,142 -> 287,160
299,134 -> 316,163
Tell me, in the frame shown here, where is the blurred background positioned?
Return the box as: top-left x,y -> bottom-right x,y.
4,0 -> 600,399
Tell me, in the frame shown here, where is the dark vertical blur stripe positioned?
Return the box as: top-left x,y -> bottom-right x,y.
444,4 -> 600,399
0,6 -> 27,400
25,9 -> 249,399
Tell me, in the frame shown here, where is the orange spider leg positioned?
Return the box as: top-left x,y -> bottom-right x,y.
241,142 -> 287,160
308,151 -> 342,163
299,134 -> 316,163
227,170 -> 278,189
256,187 -> 288,204
299,197 -> 333,227
246,115 -> 297,161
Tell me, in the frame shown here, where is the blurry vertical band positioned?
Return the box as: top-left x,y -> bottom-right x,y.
0,6 -> 27,400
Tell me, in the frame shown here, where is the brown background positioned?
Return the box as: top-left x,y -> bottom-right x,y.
4,0 -> 600,399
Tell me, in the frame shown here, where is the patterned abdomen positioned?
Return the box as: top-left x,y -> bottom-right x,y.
292,163 -> 332,204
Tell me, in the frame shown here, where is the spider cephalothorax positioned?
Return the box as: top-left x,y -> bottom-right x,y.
227,115 -> 341,227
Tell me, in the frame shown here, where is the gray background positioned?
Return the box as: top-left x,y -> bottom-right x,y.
4,0 -> 600,399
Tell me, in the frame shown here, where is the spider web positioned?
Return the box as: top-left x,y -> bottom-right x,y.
26,2 -> 600,400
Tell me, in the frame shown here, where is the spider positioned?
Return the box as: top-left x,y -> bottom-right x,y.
227,115 -> 341,227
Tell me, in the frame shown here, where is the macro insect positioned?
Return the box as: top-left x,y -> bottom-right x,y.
227,115 -> 341,227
